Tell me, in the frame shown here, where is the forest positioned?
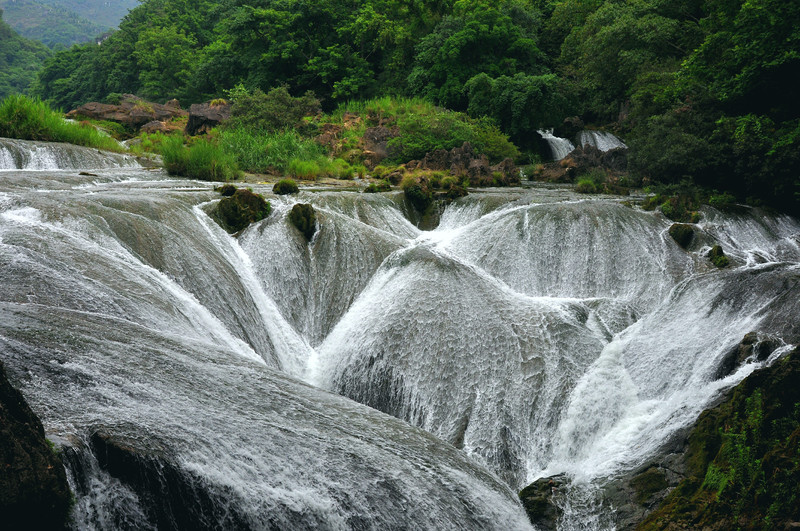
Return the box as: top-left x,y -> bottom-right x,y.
2,0 -> 799,212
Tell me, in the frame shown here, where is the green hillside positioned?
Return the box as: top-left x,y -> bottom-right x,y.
0,9 -> 51,98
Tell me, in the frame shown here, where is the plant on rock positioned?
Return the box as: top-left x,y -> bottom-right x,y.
210,189 -> 271,234
273,178 -> 299,195
288,203 -> 317,241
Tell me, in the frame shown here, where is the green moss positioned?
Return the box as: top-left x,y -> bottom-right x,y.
708,245 -> 730,268
404,184 -> 432,212
218,184 -> 237,196
273,178 -> 299,195
211,189 -> 271,234
288,203 -> 317,241
364,180 -> 391,193
668,223 -> 695,249
631,467 -> 669,504
575,178 -> 599,194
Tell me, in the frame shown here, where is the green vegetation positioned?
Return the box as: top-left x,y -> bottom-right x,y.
0,11 -> 51,98
273,179 -> 299,195
364,180 -> 391,193
0,0 -> 109,48
288,203 -> 317,241
708,245 -> 730,268
668,224 -> 695,250
0,94 -> 123,152
210,188 -> 271,234
640,349 -> 800,530
218,129 -> 328,175
159,134 -> 241,181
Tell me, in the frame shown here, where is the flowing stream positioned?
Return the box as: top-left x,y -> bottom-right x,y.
1,139 -> 799,529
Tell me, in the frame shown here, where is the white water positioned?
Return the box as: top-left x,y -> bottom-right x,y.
538,129 -> 576,160
576,130 -> 627,152
2,140 -> 800,530
0,137 -> 139,170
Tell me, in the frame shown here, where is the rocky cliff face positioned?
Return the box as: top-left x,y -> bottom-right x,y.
0,361 -> 72,530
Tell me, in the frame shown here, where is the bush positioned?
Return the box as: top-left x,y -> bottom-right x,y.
160,134 -> 241,181
575,178 -> 599,194
273,178 -> 299,195
211,188 -> 271,234
224,85 -> 321,133
288,158 -> 322,180
288,203 -> 317,241
0,94 -> 125,152
364,180 -> 391,193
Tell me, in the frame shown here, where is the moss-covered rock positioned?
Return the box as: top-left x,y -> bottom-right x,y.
668,223 -> 695,249
217,183 -> 237,196
210,188 -> 271,234
708,245 -> 729,268
288,203 -> 317,241
404,183 -> 432,212
364,180 -> 391,193
0,361 -> 72,530
638,347 -> 800,531
273,178 -> 299,195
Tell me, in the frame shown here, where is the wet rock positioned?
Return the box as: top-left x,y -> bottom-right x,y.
716,331 -> 783,379
210,188 -> 271,234
273,179 -> 299,195
668,223 -> 695,249
519,474 -> 565,531
554,116 -> 584,140
0,361 -> 72,530
708,245 -> 729,268
185,101 -> 232,136
288,203 -> 317,241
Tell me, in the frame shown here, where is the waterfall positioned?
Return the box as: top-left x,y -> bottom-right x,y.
575,130 -> 627,152
0,137 -> 139,170
538,129 -> 575,160
2,149 -> 799,529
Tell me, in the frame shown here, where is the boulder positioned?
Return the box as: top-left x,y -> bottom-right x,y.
288,203 -> 317,241
0,361 -> 72,530
519,474 -> 566,531
406,142 -> 518,186
210,188 -> 271,234
140,121 -> 170,134
67,94 -> 187,129
185,101 -> 232,136
668,223 -> 695,249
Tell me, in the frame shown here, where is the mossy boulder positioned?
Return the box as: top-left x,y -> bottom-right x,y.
639,347 -> 800,531
273,178 -> 299,195
404,183 -> 433,212
288,203 -> 317,241
217,183 -> 237,196
668,223 -> 695,249
519,475 -> 564,530
708,245 -> 729,268
0,362 -> 73,530
211,189 -> 271,234
364,180 -> 391,193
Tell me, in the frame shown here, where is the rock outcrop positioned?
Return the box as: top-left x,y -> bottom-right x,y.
0,361 -> 72,530
67,94 -> 187,129
185,101 -> 232,136
405,142 -> 519,186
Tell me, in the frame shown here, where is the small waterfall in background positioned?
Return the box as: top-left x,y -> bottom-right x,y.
575,130 -> 627,152
537,129 -> 575,160
1,140 -> 799,529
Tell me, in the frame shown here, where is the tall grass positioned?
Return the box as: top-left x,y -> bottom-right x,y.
160,134 -> 241,182
0,94 -> 125,152
218,128 -> 329,174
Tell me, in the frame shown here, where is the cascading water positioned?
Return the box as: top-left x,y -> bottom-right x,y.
0,137 -> 139,170
575,130 -> 627,152
537,129 -> 575,160
2,139 -> 799,529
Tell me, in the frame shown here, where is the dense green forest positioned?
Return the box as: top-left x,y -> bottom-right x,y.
21,0 -> 800,213
0,0 -> 109,48
0,10 -> 51,98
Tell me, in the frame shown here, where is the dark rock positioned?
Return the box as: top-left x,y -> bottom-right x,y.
716,331 -> 783,379
185,101 -> 232,136
210,189 -> 271,234
566,144 -> 628,174
88,430 -> 249,529
554,116 -> 584,140
273,179 -> 299,195
361,126 -> 400,164
288,203 -> 317,241
0,361 -> 72,530
519,474 -> 565,531
165,99 -> 181,109
406,142 -> 518,186
217,184 -> 237,196
668,223 -> 695,249
67,94 -> 187,129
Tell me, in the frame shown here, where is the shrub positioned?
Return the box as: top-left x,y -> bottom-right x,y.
709,192 -> 737,208
224,86 -> 320,133
364,180 -> 391,193
575,178 -> 599,194
211,189 -> 271,234
708,245 -> 730,268
0,94 -> 124,152
273,178 -> 299,195
288,203 -> 317,241
218,129 -> 328,174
